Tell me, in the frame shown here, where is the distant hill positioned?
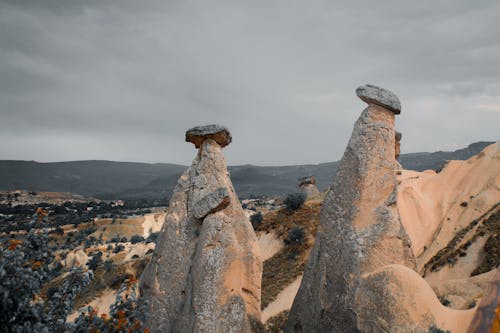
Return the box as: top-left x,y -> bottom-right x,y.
0,141 -> 494,200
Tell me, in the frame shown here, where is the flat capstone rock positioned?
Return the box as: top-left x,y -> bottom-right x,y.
356,84 -> 401,114
186,124 -> 232,148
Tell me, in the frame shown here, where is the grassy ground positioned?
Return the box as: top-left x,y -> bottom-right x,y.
70,255 -> 151,311
258,201 -> 321,309
265,310 -> 289,333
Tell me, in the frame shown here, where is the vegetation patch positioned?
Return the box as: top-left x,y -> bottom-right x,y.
73,264 -> 128,310
284,193 -> 306,212
265,310 -> 289,333
260,202 -> 321,309
471,208 -> 500,276
253,201 -> 320,238
429,326 -> 451,333
423,203 -> 499,275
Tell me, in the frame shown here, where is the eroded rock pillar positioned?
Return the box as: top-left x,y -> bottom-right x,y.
285,85 -> 414,332
140,125 -> 262,332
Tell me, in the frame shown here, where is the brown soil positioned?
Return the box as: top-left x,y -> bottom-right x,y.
259,202 -> 321,309
255,201 -> 320,244
265,310 -> 289,333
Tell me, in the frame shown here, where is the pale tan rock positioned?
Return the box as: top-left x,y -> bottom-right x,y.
285,87 -> 414,332
397,142 -> 500,265
124,242 -> 155,261
140,129 -> 262,332
257,231 -> 283,262
429,270 -> 498,310
63,249 -> 88,268
261,276 -> 302,323
356,265 -> 476,333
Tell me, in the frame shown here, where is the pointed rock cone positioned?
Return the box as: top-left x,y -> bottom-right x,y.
285,85 -> 415,332
140,125 -> 263,332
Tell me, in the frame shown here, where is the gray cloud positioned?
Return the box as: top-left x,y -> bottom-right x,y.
0,0 -> 499,165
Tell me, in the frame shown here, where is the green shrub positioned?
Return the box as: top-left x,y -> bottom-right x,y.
284,193 -> 306,212
130,235 -> 145,244
250,212 -> 263,229
286,227 -> 305,245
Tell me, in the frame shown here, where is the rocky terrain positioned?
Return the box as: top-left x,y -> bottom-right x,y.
0,86 -> 498,332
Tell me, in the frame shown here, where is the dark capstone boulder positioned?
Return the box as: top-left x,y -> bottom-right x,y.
356,84 -> 401,114
186,124 -> 232,148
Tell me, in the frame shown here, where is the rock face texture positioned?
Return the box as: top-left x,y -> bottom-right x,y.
285,86 -> 415,332
356,84 -> 401,114
298,176 -> 320,199
140,125 -> 262,332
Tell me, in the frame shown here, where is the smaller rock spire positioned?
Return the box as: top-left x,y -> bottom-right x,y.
395,130 -> 402,160
298,175 -> 320,199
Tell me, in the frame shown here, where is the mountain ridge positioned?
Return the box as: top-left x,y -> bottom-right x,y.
0,141 -> 495,200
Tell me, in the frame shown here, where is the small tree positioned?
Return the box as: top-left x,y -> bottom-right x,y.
146,232 -> 159,244
284,193 -> 306,212
286,227 -> 305,245
0,227 -> 92,332
114,244 -> 125,254
87,251 -> 103,270
0,208 -> 147,332
250,212 -> 263,229
130,235 -> 145,244
73,275 -> 148,332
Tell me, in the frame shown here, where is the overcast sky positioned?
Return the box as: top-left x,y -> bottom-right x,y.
1,0 -> 499,166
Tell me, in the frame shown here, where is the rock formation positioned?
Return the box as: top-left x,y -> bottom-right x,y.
185,124 -> 232,148
395,131 -> 403,170
354,265 -> 477,332
140,125 -> 262,332
63,249 -> 88,268
466,269 -> 500,333
285,85 -> 415,332
395,130 -> 402,159
355,84 -> 401,114
298,176 -> 320,200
